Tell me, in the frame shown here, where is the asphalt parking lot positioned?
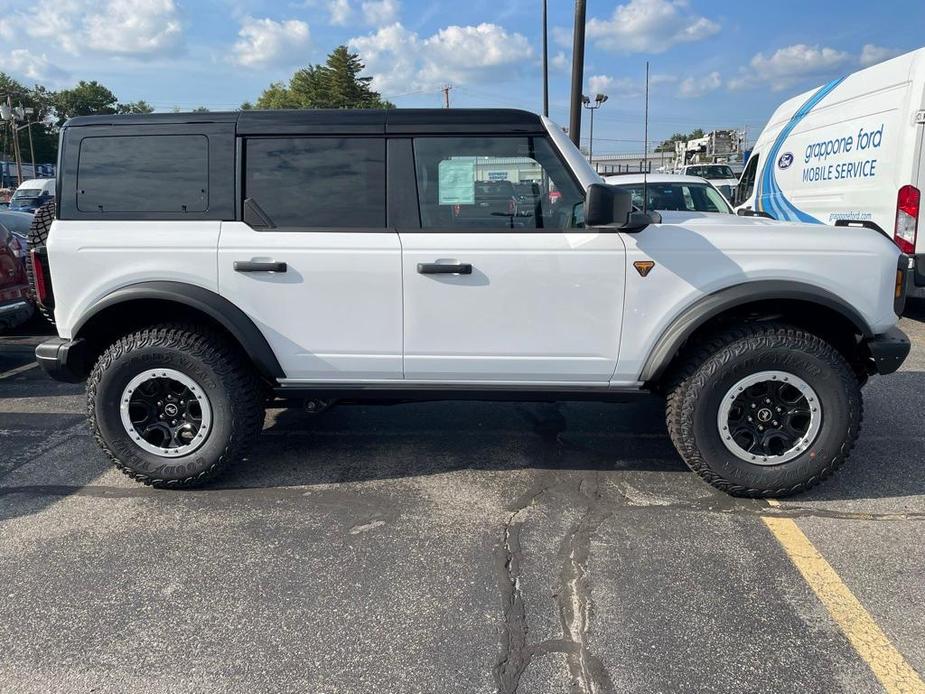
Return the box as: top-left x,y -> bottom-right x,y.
1,308 -> 923,694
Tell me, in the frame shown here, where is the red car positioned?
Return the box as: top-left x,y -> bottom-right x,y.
0,221 -> 33,331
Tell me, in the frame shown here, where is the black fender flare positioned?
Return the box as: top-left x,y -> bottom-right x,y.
638,280 -> 874,383
73,281 -> 285,381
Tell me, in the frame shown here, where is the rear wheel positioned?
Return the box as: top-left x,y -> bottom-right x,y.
666,323 -> 862,497
88,324 -> 265,487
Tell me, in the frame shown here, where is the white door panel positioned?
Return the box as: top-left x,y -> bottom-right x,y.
400,232 -> 626,382
218,222 -> 402,380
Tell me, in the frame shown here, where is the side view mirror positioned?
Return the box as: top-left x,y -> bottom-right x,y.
585,184 -> 633,228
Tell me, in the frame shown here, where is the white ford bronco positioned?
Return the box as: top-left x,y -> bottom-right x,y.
30,109 -> 911,496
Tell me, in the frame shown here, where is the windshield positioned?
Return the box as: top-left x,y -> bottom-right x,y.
11,188 -> 41,199
614,182 -> 733,214
685,165 -> 734,180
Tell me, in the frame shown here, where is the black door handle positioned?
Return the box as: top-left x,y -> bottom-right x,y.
234,261 -> 287,273
417,263 -> 472,275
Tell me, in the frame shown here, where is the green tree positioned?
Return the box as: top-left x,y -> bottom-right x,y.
0,72 -> 58,165
53,80 -> 120,124
118,100 -> 155,114
255,82 -> 299,109
255,46 -> 393,110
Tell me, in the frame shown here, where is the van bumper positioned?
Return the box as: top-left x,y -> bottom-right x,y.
35,337 -> 89,383
914,254 -> 925,287
865,327 -> 911,375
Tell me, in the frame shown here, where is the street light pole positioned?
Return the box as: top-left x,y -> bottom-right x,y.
568,0 -> 586,146
582,94 -> 608,167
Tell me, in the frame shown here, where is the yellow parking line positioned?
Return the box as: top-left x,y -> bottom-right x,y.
762,505 -> 925,693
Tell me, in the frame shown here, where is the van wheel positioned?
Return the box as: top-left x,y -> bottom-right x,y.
88,324 -> 265,488
665,323 -> 862,497
26,200 -> 56,326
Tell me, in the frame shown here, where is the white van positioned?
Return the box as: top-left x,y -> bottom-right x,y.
734,48 -> 925,295
10,178 -> 56,213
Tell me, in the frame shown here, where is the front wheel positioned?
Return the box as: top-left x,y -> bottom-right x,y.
88,324 -> 265,487
666,324 -> 862,497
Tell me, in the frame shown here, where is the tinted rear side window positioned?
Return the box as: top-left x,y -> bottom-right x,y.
77,135 -> 208,213
244,137 -> 386,228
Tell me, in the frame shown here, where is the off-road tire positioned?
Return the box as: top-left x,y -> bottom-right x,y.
665,323 -> 862,497
25,199 -> 56,326
88,324 -> 265,488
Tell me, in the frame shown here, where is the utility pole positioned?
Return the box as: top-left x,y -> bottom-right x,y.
542,0 -> 549,117
568,0 -> 587,146
442,84 -> 453,109
27,122 -> 36,178
5,96 -> 23,187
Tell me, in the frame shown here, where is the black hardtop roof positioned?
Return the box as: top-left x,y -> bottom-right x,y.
63,108 -> 547,135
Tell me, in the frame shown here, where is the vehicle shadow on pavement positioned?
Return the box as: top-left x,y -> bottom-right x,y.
220,377 -> 925,503
219,397 -> 692,489
2,372 -> 922,519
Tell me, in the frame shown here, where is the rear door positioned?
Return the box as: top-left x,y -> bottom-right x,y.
398,135 -> 626,383
218,136 -> 403,382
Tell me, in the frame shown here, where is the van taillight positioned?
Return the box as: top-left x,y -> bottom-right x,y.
31,249 -> 48,305
894,185 -> 919,254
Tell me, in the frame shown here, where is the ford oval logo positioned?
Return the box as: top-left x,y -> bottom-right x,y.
778,152 -> 794,169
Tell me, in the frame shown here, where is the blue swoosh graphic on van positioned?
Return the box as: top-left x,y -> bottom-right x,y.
756,77 -> 845,222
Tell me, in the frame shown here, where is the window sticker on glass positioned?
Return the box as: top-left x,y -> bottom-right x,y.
438,158 -> 476,205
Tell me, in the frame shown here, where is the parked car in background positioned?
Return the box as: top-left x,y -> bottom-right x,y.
605,174 -> 733,219
677,164 -> 738,200
0,221 -> 34,331
0,210 -> 34,279
9,179 -> 56,213
0,209 -> 35,238
734,47 -> 925,298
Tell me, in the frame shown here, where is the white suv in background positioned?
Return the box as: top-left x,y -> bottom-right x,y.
29,108 -> 911,497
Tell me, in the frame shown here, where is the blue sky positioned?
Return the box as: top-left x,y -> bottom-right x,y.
3,0 -> 924,153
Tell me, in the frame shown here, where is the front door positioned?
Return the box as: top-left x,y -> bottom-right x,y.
399,135 -> 627,383
218,136 -> 403,382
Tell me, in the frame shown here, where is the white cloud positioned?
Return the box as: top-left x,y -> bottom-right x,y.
730,44 -> 850,91
551,50 -> 569,72
7,0 -> 183,57
583,0 -> 719,53
585,72 -> 675,98
361,0 -> 399,25
859,44 -> 904,67
6,49 -> 69,85
232,17 -> 311,68
678,70 -> 721,98
587,75 -> 615,95
349,22 -> 533,95
84,0 -> 183,55
328,0 -> 352,25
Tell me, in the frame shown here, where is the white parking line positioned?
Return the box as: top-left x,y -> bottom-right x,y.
0,362 -> 38,380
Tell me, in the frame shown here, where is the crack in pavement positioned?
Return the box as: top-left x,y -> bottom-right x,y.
494,405 -> 616,694
555,475 -> 615,694
493,481 -> 549,694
